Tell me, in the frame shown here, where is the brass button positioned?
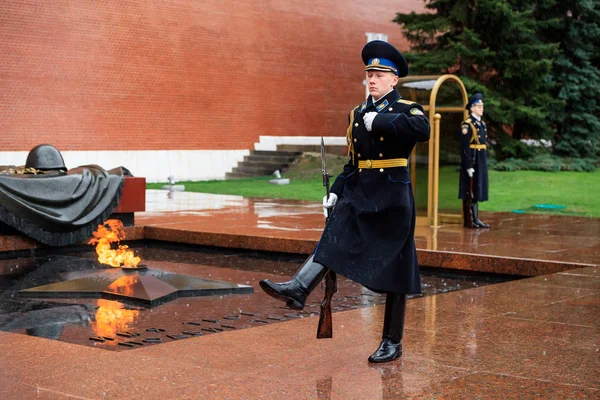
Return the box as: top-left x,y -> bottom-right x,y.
353,138 -> 357,143
379,168 -> 384,172
365,160 -> 372,169
354,123 -> 359,127
357,153 -> 361,158
359,169 -> 362,172
380,137 -> 384,141
379,153 -> 383,158
389,107 -> 393,111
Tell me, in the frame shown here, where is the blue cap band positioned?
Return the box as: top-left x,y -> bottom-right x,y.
365,57 -> 398,75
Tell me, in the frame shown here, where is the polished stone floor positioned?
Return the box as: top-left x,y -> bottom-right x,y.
1,265 -> 598,399
0,245 -> 514,352
1,190 -> 599,399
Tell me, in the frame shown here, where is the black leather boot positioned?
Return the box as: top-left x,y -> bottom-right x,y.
259,254 -> 328,310
472,202 -> 489,228
462,199 -> 476,228
368,293 -> 406,363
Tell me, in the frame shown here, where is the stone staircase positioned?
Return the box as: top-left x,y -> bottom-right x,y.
225,150 -> 302,179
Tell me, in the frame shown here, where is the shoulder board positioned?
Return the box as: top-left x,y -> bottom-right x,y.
398,99 -> 416,105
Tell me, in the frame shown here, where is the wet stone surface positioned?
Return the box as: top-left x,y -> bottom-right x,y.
0,242 -> 519,351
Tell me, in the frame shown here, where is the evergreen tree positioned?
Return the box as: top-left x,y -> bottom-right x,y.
538,0 -> 600,157
394,0 -> 561,142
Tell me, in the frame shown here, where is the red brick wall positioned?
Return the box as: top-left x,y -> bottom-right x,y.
1,0 -> 425,152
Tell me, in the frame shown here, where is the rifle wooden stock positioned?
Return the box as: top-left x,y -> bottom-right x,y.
317,270 -> 337,339
318,136 -> 336,339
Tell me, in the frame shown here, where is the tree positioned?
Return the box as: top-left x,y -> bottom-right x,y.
394,0 -> 562,143
538,0 -> 600,158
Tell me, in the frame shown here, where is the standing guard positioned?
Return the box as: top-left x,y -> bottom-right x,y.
259,40 -> 430,363
459,93 -> 490,228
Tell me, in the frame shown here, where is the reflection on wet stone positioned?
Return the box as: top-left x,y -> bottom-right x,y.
316,376 -> 333,400
0,244 -> 517,351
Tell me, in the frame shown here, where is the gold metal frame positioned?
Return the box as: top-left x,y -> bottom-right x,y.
401,74 -> 468,227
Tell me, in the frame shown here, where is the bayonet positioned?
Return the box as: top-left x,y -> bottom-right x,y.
317,136 -> 337,339
321,137 -> 331,216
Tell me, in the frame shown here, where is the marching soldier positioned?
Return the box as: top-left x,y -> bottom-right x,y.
260,41 -> 430,363
459,93 -> 489,228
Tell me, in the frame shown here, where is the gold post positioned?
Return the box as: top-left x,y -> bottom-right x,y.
426,127 -> 434,225
427,74 -> 469,227
433,113 -> 441,227
398,74 -> 469,226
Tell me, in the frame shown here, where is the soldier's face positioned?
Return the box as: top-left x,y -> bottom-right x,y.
471,103 -> 484,118
367,70 -> 398,100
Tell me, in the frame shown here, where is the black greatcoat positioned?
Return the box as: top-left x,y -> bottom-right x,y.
314,89 -> 430,294
458,115 -> 489,202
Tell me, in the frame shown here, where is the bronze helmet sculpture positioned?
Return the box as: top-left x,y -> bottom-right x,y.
25,144 -> 67,172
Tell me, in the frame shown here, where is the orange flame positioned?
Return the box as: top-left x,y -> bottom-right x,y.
88,219 -> 141,268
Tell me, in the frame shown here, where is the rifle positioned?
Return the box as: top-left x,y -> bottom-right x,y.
462,171 -> 475,228
317,137 -> 337,339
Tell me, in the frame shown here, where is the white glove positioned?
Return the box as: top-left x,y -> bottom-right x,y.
322,193 -> 338,217
363,112 -> 377,132
467,168 -> 475,178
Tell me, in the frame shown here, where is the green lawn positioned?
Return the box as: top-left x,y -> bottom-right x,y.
148,156 -> 600,218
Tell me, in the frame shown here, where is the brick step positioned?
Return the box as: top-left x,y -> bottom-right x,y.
250,150 -> 302,157
277,144 -> 346,155
226,150 -> 303,179
225,172 -> 270,179
231,165 -> 282,175
243,154 -> 299,163
239,160 -> 292,169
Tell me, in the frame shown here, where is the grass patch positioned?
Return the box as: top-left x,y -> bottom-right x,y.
148,154 -> 600,218
483,168 -> 599,217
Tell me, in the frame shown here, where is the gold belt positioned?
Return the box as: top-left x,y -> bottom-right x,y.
470,144 -> 487,150
358,158 -> 408,169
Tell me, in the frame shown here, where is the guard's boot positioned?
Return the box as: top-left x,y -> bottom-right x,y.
259,255 -> 328,310
368,293 -> 406,363
472,202 -> 489,228
462,199 -> 476,228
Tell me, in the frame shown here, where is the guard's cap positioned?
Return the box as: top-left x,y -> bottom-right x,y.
362,40 -> 409,77
466,92 -> 484,109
